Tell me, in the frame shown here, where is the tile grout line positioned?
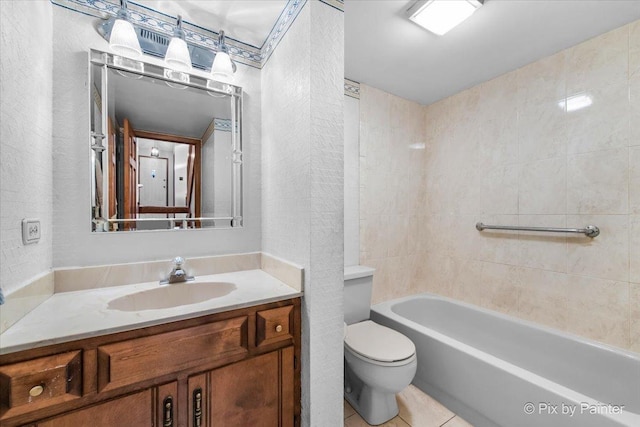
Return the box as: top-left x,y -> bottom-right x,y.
398,413 -> 412,426
627,24 -> 632,346
439,414 -> 457,426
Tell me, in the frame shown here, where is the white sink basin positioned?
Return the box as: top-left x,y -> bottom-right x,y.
107,282 -> 236,311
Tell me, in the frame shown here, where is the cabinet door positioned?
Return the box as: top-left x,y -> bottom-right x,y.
209,348 -> 294,427
188,373 -> 207,427
35,389 -> 153,427
157,381 -> 178,427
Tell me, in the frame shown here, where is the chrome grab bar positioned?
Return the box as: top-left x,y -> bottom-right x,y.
475,222 -> 600,238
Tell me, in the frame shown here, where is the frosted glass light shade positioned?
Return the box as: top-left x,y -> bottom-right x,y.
109,19 -> 142,57
211,51 -> 234,81
165,37 -> 192,72
408,0 -> 482,36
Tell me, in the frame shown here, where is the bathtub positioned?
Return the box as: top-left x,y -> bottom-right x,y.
371,293 -> 640,427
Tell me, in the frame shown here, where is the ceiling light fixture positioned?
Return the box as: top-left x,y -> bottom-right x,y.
408,0 -> 483,36
210,31 -> 237,81
558,93 -> 593,112
109,0 -> 142,58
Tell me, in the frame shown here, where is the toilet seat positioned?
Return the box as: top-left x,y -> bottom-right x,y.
345,321 -> 416,365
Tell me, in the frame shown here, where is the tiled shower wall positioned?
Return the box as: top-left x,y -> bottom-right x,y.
344,95 -> 360,267
360,21 -> 640,352
359,86 -> 426,305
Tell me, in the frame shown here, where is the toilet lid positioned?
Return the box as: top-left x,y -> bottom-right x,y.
345,321 -> 415,363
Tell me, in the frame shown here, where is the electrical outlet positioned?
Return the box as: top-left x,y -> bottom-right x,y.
22,218 -> 41,245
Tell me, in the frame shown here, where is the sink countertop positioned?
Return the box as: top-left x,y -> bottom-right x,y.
0,269 -> 302,355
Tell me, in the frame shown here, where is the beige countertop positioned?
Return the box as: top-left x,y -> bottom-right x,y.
0,269 -> 302,355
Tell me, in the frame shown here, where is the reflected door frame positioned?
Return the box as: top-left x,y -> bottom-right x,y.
138,155 -> 169,207
123,119 -> 138,231
134,130 -> 202,226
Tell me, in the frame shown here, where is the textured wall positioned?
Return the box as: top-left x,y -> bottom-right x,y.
307,1 -> 345,423
201,129 -> 233,218
51,6 -> 262,268
361,21 -> 640,352
261,5 -> 311,268
0,1 -> 53,295
262,1 -> 344,425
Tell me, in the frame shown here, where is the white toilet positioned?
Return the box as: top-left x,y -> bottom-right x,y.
343,266 -> 417,425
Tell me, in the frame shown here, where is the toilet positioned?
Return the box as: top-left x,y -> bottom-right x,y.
343,266 -> 417,425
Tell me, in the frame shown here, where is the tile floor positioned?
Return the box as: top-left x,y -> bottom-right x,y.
344,385 -> 473,427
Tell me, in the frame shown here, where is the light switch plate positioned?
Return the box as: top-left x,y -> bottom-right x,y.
22,218 -> 41,245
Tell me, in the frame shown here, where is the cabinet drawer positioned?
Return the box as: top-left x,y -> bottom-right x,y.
256,306 -> 293,347
0,351 -> 82,417
97,316 -> 248,392
37,389 -> 153,427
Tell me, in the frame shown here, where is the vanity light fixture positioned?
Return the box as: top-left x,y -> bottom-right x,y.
164,15 -> 191,88
109,0 -> 142,58
210,31 -> 237,81
408,0 -> 484,36
164,15 -> 192,73
558,93 -> 593,112
98,7 -> 239,81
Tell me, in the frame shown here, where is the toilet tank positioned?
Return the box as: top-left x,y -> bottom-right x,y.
344,265 -> 375,325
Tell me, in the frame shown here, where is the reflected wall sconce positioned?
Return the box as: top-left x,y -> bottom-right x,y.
150,147 -> 160,157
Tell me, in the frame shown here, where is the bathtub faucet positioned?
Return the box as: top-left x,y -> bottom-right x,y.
160,256 -> 195,285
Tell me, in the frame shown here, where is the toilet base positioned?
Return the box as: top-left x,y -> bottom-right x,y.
344,360 -> 400,425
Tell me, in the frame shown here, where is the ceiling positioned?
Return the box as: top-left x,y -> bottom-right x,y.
109,70 -> 231,139
114,1 -> 640,106
135,0 -> 287,48
345,0 -> 640,105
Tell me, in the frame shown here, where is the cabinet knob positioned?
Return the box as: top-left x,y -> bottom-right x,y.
275,324 -> 283,333
29,385 -> 44,397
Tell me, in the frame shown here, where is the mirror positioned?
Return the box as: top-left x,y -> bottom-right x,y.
89,50 -> 243,232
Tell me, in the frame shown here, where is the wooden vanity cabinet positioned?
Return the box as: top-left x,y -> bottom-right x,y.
187,347 -> 294,427
0,298 -> 301,427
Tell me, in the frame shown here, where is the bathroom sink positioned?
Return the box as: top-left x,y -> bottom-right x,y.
107,282 -> 236,311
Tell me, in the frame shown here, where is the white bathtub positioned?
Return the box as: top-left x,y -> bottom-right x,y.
371,293 -> 640,427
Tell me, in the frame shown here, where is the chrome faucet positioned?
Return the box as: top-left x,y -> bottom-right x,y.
160,257 -> 195,285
